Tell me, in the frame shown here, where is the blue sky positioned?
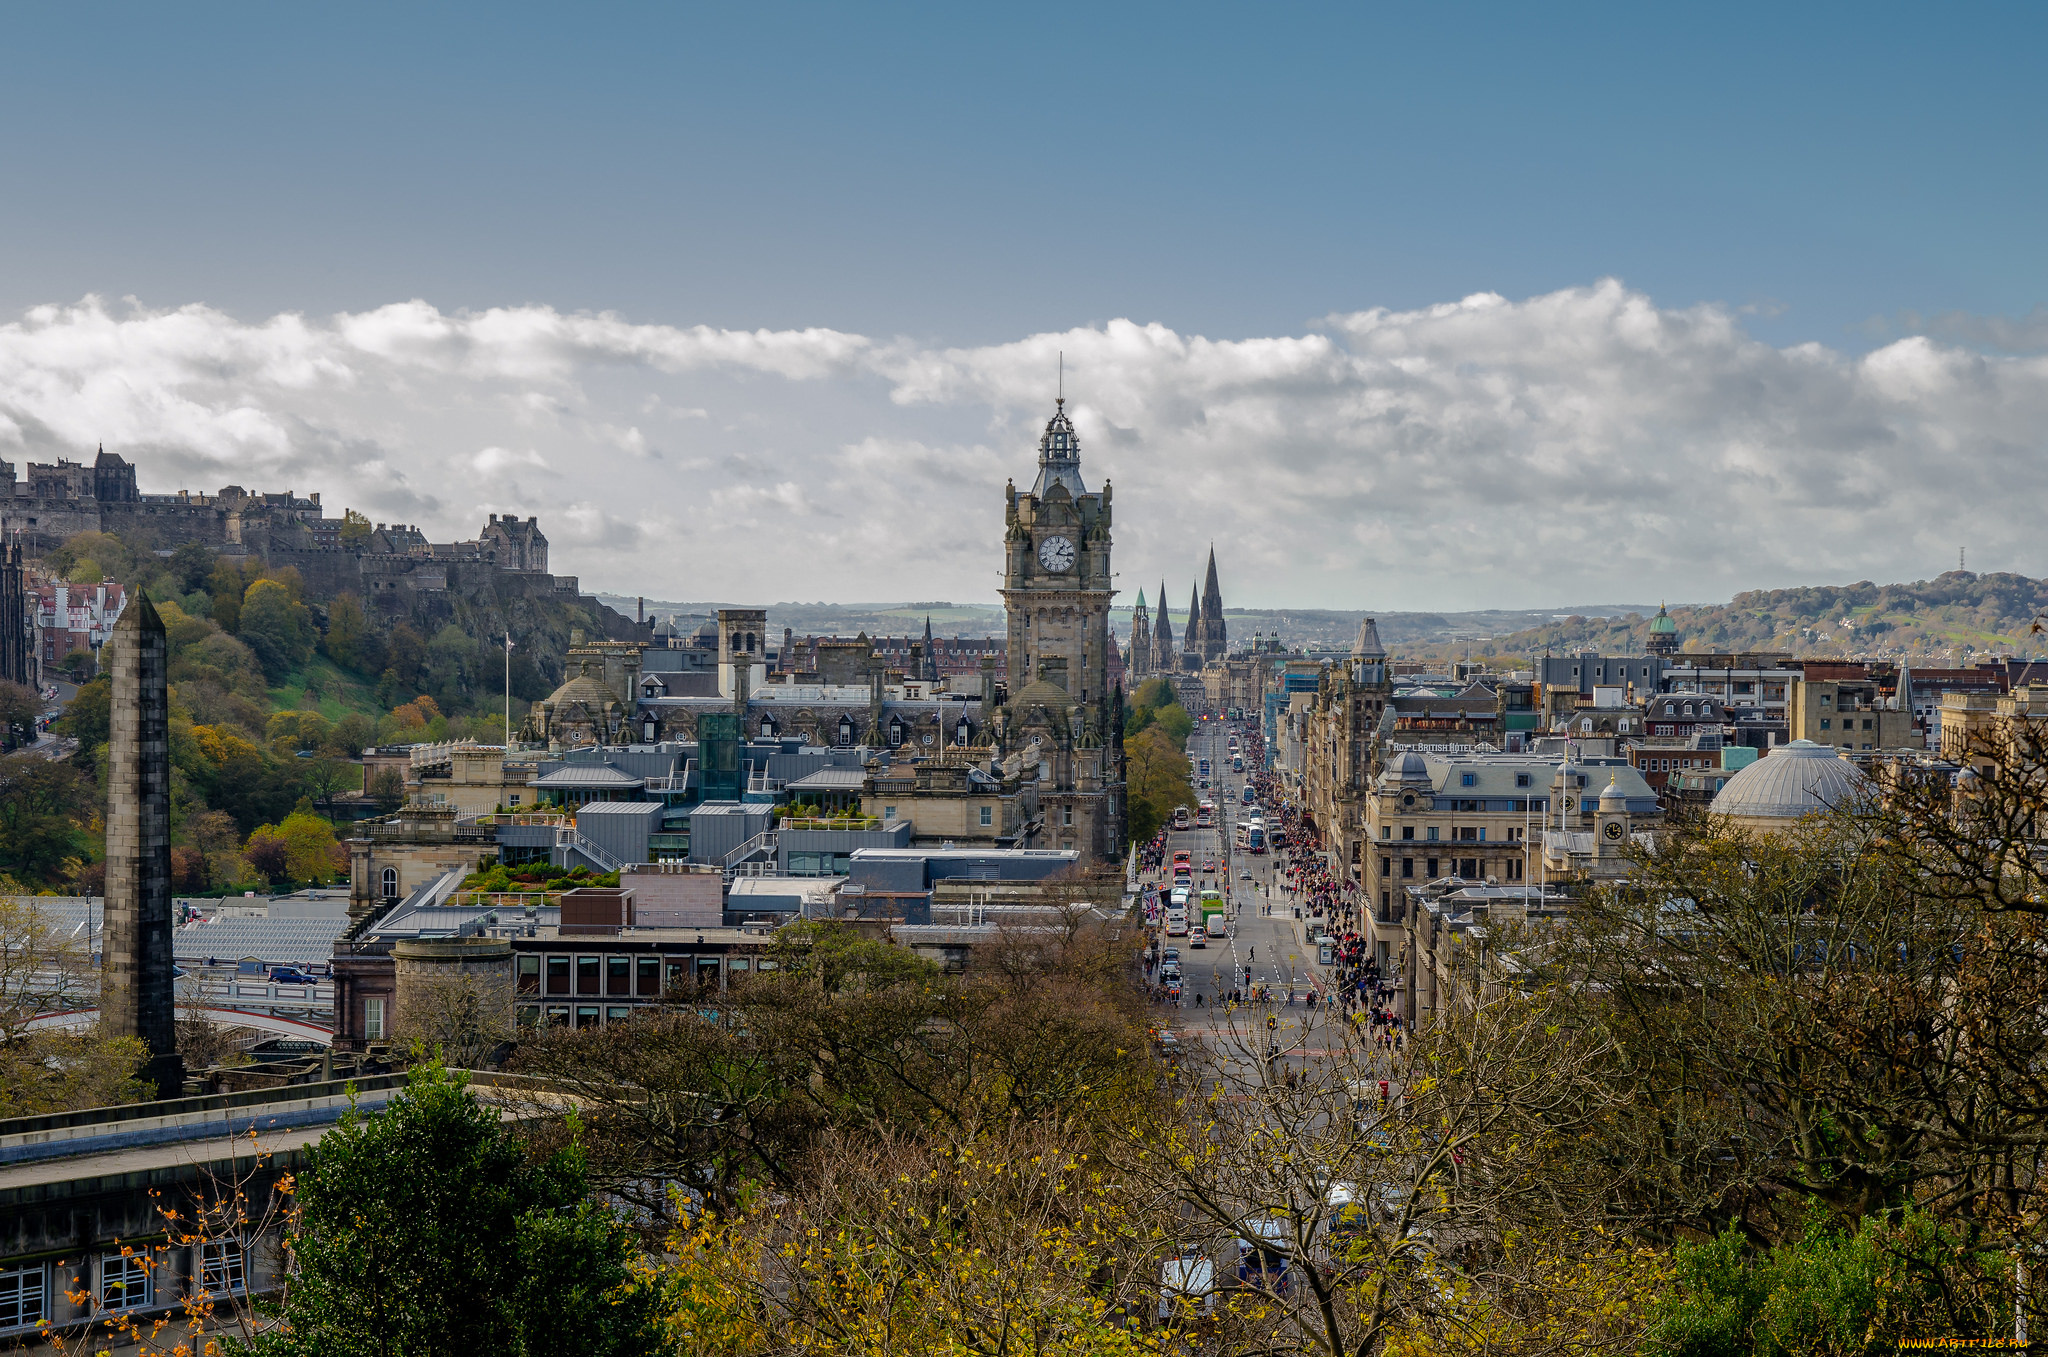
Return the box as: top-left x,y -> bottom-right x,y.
2,4 -> 2045,609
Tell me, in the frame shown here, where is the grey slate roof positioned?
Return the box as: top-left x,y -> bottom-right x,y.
533,764 -> 646,788
786,767 -> 869,792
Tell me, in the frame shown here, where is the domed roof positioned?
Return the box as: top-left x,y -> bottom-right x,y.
1012,677 -> 1075,713
1599,774 -> 1629,809
1377,750 -> 1433,789
1650,603 -> 1677,634
1710,740 -> 1869,821
547,663 -> 618,711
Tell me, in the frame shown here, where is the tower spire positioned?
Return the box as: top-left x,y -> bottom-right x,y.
1032,385 -> 1085,498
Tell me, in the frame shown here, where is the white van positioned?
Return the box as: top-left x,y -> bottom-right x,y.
1206,914 -> 1228,939
1157,1256 -> 1216,1323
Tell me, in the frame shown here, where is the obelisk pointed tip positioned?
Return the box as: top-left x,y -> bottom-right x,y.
123,588 -> 165,635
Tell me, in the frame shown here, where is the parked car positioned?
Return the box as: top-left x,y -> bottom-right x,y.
1157,1256 -> 1217,1323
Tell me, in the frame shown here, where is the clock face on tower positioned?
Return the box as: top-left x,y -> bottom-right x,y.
1038,535 -> 1076,573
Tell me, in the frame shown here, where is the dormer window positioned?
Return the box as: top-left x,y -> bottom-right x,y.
837,716 -> 854,746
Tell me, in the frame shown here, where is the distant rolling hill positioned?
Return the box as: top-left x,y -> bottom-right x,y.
604,572 -> 2048,664
1456,571 -> 2048,665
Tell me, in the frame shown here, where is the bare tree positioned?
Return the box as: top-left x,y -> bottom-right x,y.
1104,981 -> 1638,1357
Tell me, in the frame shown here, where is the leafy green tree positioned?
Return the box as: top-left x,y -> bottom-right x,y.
239,578 -> 316,682
54,676 -> 110,772
0,754 -> 91,880
1124,726 -> 1195,842
1646,1211 -> 2008,1357
1124,675 -> 1193,748
0,680 -> 40,750
169,539 -> 215,593
339,508 -> 373,549
386,622 -> 428,687
322,592 -> 370,670
236,1061 -> 657,1357
208,557 -> 255,633
327,712 -> 377,757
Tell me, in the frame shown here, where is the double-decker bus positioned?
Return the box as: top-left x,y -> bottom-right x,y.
1173,806 -> 1192,831
1246,820 -> 1267,854
1198,758 -> 1211,778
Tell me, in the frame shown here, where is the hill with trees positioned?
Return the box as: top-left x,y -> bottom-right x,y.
0,523 -> 626,897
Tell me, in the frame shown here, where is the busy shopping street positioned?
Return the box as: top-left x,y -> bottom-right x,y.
1134,712 -> 1407,1061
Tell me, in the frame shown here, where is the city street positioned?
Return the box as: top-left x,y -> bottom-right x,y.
1144,719 -> 1333,1022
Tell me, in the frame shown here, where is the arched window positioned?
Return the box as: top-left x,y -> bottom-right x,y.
380,866 -> 398,901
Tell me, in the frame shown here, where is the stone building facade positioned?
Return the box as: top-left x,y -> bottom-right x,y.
1299,618 -> 1395,881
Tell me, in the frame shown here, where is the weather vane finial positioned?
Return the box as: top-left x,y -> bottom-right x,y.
1057,350 -> 1063,406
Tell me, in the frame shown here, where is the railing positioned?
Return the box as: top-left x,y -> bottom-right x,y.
778,816 -> 883,832
561,832 -> 626,874
723,830 -> 777,868
446,891 -> 556,909
202,977 -> 336,1015
410,739 -> 496,771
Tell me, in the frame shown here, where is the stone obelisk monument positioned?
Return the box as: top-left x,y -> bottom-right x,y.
102,594 -> 182,1096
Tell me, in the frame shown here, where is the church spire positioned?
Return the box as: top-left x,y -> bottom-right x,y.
1200,546 -> 1226,660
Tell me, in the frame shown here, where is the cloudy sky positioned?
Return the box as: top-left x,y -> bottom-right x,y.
3,4 -> 2045,611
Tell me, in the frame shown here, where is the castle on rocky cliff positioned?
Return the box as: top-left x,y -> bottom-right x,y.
1,448 -> 646,663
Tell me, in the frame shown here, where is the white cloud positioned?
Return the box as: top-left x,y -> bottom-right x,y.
470,446 -> 550,473
0,284 -> 2043,610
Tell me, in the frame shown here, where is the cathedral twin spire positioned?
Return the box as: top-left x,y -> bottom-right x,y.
1135,548 -> 1227,675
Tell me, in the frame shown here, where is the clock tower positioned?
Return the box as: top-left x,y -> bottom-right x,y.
999,397 -> 1122,858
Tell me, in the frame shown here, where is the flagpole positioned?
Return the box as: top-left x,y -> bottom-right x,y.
504,632 -> 513,749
